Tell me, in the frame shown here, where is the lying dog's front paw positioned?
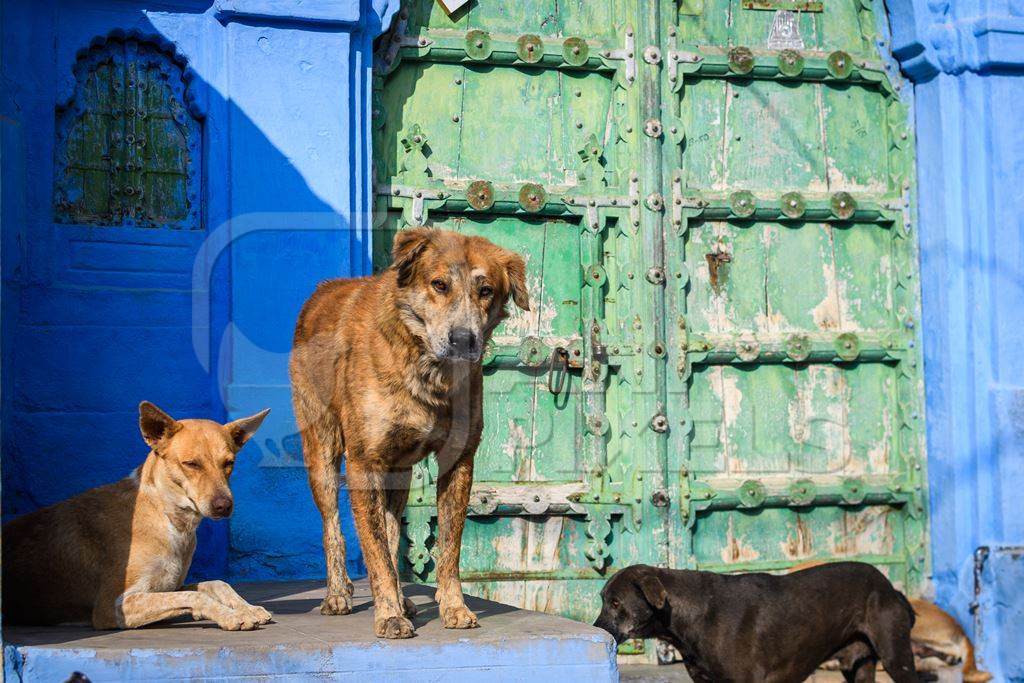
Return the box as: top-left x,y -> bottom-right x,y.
440,604 -> 479,629
375,615 -> 415,639
214,611 -> 260,631
246,605 -> 273,624
320,594 -> 352,616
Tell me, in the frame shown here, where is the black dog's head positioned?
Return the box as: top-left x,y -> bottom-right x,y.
593,565 -> 668,643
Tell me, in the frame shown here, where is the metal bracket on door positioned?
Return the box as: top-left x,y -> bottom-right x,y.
669,173 -> 708,235
601,26 -> 637,84
377,8 -> 435,75
665,30 -> 704,90
376,183 -> 448,224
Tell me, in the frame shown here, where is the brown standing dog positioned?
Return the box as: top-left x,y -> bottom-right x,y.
2,402 -> 271,630
290,227 -> 529,639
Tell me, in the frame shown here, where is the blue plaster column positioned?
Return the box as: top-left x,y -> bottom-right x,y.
211,0 -> 396,582
889,3 -> 1024,679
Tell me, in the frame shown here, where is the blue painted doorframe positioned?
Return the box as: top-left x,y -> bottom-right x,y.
1,0 -> 397,581
889,2 -> 1024,679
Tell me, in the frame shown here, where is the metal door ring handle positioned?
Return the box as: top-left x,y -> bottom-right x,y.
548,347 -> 569,395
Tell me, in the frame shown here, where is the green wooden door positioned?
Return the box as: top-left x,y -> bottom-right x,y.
373,0 -> 928,641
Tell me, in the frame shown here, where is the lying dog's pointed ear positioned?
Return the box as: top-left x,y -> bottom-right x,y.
225,408 -> 270,451
139,401 -> 180,450
392,227 -> 434,287
504,252 -> 530,311
638,572 -> 668,610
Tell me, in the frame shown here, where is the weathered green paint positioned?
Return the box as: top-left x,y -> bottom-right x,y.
372,0 -> 928,650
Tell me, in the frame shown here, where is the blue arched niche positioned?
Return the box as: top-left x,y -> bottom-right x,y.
54,35 -> 202,230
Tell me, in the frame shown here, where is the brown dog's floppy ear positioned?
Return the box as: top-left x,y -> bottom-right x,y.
505,252 -> 530,311
225,408 -> 270,451
139,401 -> 180,450
638,571 -> 668,610
392,227 -> 434,287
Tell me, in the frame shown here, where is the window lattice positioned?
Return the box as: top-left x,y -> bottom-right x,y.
54,38 -> 201,229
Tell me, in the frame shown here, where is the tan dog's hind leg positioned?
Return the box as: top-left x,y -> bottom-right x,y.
348,459 -> 414,639
115,591 -> 263,630
434,452 -> 478,629
190,580 -> 272,624
384,468 -> 416,618
301,422 -> 353,615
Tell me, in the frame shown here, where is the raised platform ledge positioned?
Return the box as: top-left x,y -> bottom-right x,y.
3,580 -> 618,682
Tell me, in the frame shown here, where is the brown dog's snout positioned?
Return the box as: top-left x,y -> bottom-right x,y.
210,494 -> 233,519
448,327 -> 478,355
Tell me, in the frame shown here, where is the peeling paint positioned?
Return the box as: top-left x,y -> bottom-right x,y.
788,365 -> 851,474
721,515 -> 761,564
492,517 -> 565,573
708,367 -> 744,472
811,234 -> 842,330
780,515 -> 815,559
831,507 -> 893,557
863,404 -> 892,474
756,224 -> 791,334
503,418 -> 529,460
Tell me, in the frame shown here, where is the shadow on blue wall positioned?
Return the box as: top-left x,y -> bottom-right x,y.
0,0 -> 386,583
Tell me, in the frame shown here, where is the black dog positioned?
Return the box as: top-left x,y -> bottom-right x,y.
593,562 -> 918,683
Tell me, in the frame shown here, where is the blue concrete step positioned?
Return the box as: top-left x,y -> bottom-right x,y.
3,579 -> 618,682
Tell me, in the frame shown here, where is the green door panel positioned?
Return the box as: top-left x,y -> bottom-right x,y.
373,0 -> 928,653
679,79 -> 892,193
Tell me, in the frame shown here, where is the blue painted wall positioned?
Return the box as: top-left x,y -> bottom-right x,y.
889,2 -> 1024,679
1,0 -> 396,583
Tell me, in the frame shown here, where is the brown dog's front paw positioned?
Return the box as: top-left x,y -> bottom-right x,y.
402,596 -> 418,618
375,615 -> 416,639
441,604 -> 479,629
320,594 -> 352,615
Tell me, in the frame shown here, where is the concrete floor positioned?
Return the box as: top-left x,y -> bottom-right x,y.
619,662 -> 959,682
3,580 -> 617,682
618,664 -> 885,682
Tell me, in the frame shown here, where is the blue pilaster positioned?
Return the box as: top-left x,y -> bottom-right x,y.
888,1 -> 1024,679
203,0 -> 397,581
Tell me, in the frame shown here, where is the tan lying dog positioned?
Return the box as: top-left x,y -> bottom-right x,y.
290,227 -> 529,639
2,402 -> 271,630
910,598 -> 992,682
